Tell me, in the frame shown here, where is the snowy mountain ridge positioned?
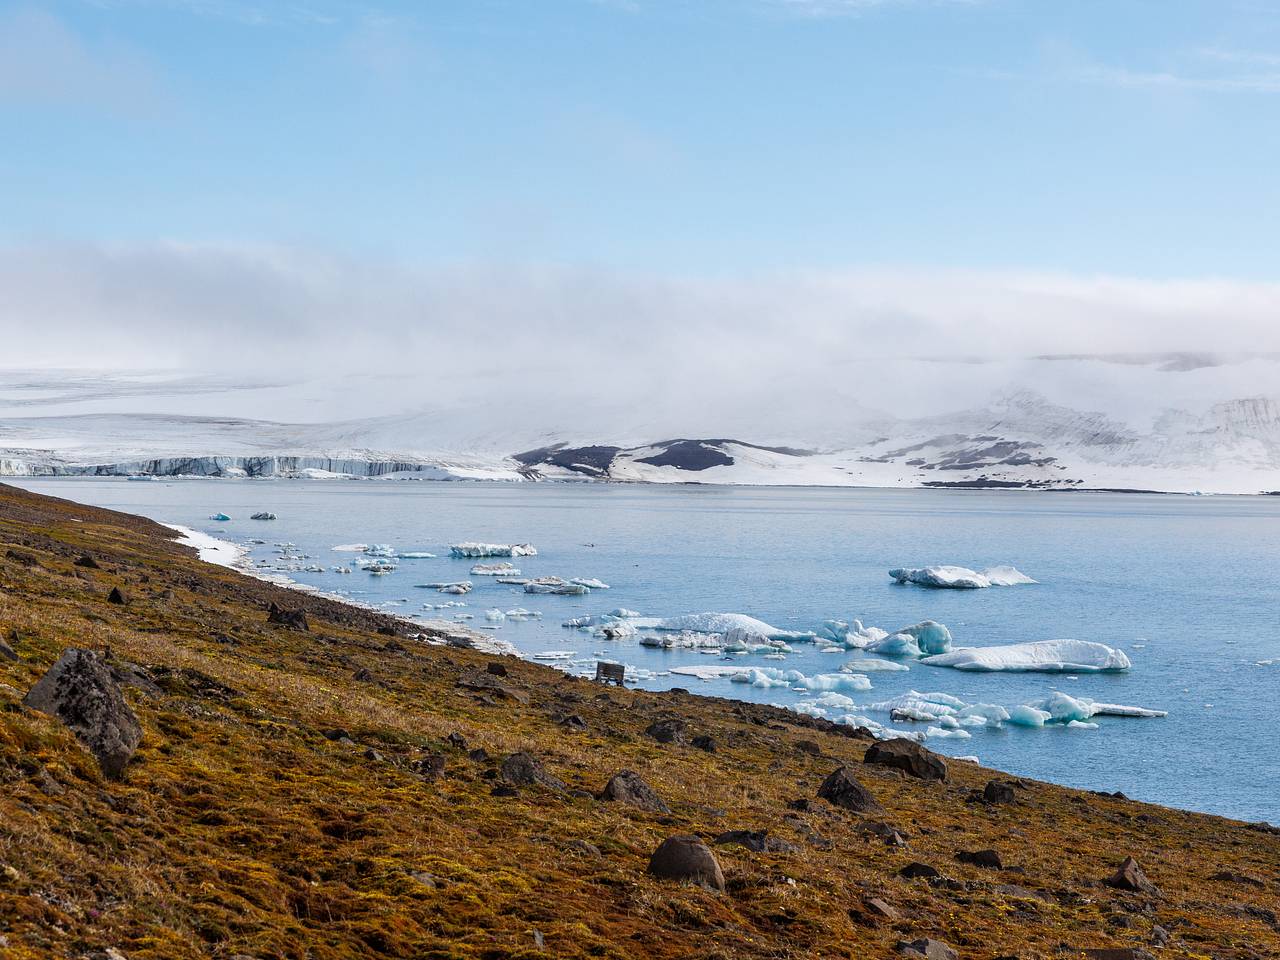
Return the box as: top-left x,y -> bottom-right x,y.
2,364 -> 1280,493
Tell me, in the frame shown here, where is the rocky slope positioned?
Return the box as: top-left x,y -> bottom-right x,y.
0,482 -> 1278,959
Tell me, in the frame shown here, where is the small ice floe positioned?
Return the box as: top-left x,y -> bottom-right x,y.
921,639 -> 1131,673
364,562 -> 396,576
209,513 -> 232,521
484,608 -> 506,621
332,543 -> 368,552
596,621 -> 636,640
524,577 -> 590,595
250,511 -> 276,520
638,629 -> 719,649
730,667 -> 872,692
417,581 -> 473,595
332,566 -> 352,574
496,577 -> 531,585
400,551 -> 436,559
570,577 -> 610,590
668,665 -> 745,682
364,544 -> 397,558
840,658 -> 910,672
610,608 -> 642,618
531,650 -> 577,661
866,691 -> 968,721
505,607 -> 541,621
955,755 -> 980,764
472,562 -> 520,576
889,565 -> 1036,589
449,542 -> 537,558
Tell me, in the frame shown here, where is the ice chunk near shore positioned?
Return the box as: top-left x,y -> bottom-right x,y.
570,577 -> 610,590
1027,692 -> 1167,722
417,581 -> 473,595
597,621 -> 636,640
484,608 -> 506,621
524,577 -> 590,595
866,691 -> 967,720
889,565 -> 1036,589
209,513 -> 231,521
1007,705 -> 1053,727
450,542 -> 537,558
815,618 -> 889,649
472,562 -> 520,576
921,639 -> 1131,673
638,629 -> 719,648
863,622 -> 951,659
610,608 -> 642,618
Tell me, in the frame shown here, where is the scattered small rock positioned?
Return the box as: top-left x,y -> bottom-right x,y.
107,587 -> 129,606
983,779 -> 1017,804
266,602 -> 308,631
500,752 -> 566,791
566,839 -> 601,857
897,937 -> 959,960
412,754 -> 446,779
956,849 -> 1003,870
713,829 -> 799,854
486,661 -> 508,677
817,766 -> 884,814
0,637 -> 16,662
1209,869 -> 1265,888
599,769 -> 671,813
23,649 -> 142,779
646,835 -> 725,892
1106,857 -> 1159,896
794,739 -> 822,756
446,732 -> 468,750
645,717 -> 687,745
864,739 -> 948,781
323,728 -> 352,742
74,554 -> 100,569
899,862 -> 941,880
864,897 -> 898,921
1081,949 -> 1156,960
691,734 -> 717,752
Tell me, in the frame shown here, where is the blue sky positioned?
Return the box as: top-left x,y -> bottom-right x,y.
3,0 -> 1280,279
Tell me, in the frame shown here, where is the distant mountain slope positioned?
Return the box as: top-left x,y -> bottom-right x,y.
2,364 -> 1280,492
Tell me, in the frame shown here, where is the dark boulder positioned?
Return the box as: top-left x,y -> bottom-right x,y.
897,938 -> 959,960
599,769 -> 670,813
691,734 -> 717,752
74,554 -> 100,569
23,649 -> 142,779
267,602 -> 308,631
0,636 -> 16,662
1106,857 -> 1158,896
899,862 -> 941,880
1081,950 -> 1156,960
713,829 -> 799,854
983,779 -> 1017,804
817,766 -> 884,814
500,752 -> 566,791
645,717 -> 687,745
646,835 -> 725,891
956,849 -> 1003,870
107,587 -> 129,606
864,739 -> 947,781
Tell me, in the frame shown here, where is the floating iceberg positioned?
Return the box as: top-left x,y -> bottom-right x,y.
332,543 -> 368,552
484,608 -> 506,621
250,511 -> 276,520
921,639 -> 1131,673
570,577 -> 610,590
638,629 -> 720,648
631,612 -> 812,641
610,608 -> 642,619
400,551 -> 436,559
471,562 -> 520,576
1027,691 -> 1167,722
417,580 -> 473,595
450,542 -> 537,558
524,577 -> 590,596
209,513 -> 231,521
863,621 -> 952,658
364,544 -> 397,557
889,565 -> 1036,589
729,668 -> 872,692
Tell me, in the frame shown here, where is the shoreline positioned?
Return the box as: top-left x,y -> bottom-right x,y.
164,522 -> 519,657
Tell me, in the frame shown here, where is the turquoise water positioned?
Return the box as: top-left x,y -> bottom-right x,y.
14,478 -> 1280,824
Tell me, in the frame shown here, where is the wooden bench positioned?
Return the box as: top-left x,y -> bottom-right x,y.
595,661 -> 626,686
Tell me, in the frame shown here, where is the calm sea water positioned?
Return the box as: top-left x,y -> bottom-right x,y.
13,478 -> 1280,823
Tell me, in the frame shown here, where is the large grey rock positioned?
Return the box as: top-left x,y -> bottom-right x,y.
865,739 -> 948,781
24,649 -> 142,779
817,766 -> 884,813
647,835 -> 725,891
897,938 -> 959,960
499,752 -> 566,791
599,769 -> 670,813
1106,857 -> 1159,896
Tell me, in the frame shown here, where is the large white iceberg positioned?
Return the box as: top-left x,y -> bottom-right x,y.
631,612 -> 812,641
450,542 -> 537,558
889,565 -> 1036,589
524,577 -> 590,595
921,639 -> 1131,673
1027,691 -> 1167,722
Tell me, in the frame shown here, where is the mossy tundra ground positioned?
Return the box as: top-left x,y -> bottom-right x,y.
0,481 -> 1277,960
